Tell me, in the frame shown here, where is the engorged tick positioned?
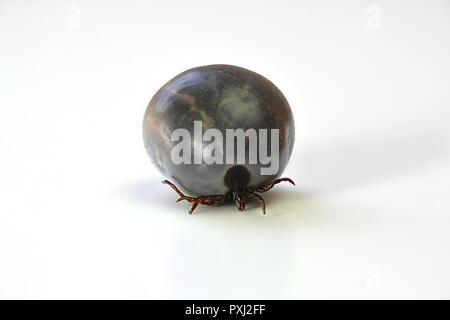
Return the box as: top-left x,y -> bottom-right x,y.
143,64 -> 295,214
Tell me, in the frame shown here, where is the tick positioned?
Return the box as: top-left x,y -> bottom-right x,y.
143,64 -> 295,214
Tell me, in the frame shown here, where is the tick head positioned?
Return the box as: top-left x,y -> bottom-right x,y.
224,165 -> 250,192
224,165 -> 252,211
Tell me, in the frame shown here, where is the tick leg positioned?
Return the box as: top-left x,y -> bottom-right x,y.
256,177 -> 295,193
162,180 -> 187,198
240,195 -> 246,211
189,201 -> 200,214
162,180 -> 227,214
248,192 -> 266,215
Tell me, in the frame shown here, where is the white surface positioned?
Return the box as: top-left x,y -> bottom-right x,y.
1,0 -> 450,299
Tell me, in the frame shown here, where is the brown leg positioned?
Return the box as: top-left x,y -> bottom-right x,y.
249,192 -> 266,215
240,195 -> 246,211
256,177 -> 295,193
162,180 -> 227,214
162,180 -> 188,199
189,201 -> 200,214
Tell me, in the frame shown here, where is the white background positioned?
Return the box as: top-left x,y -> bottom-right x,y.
1,0 -> 450,299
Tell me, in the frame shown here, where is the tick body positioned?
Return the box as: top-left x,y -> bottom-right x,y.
143,64 -> 295,214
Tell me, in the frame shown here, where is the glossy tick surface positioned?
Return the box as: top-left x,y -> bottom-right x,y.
143,64 -> 295,214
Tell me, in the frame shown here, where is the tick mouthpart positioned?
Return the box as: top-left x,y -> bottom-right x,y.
230,191 -> 247,211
